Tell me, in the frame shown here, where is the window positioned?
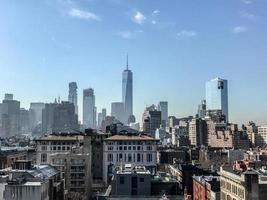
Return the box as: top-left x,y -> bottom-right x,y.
120,177 -> 124,184
146,146 -> 152,151
107,154 -> 113,162
137,154 -> 141,162
124,146 -> 127,150
119,153 -> 123,162
128,146 -> 131,150
140,178 -> 144,182
41,146 -> 47,151
41,153 -> 47,163
128,154 -> 132,162
146,154 -> 152,162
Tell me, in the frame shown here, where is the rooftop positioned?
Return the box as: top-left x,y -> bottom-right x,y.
105,134 -> 157,141
24,181 -> 42,186
35,134 -> 84,141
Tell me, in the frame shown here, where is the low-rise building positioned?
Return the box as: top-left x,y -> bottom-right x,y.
157,149 -> 186,164
103,133 -> 158,184
0,148 -> 27,169
35,132 -> 92,199
192,175 -> 220,200
111,164 -> 151,196
168,163 -> 215,196
35,132 -> 85,165
50,147 -> 91,200
219,165 -> 267,200
0,160 -> 64,200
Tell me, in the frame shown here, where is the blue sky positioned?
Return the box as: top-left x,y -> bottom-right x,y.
0,0 -> 267,125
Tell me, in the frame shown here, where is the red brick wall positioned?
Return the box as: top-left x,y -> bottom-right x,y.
193,179 -> 206,200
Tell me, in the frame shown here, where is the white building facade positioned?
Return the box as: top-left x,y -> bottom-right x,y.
103,134 -> 157,184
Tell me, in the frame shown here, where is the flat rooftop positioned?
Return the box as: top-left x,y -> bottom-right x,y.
105,135 -> 157,141
35,135 -> 84,141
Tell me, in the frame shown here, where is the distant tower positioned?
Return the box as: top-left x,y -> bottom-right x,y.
206,78 -> 228,122
4,93 -> 13,100
111,102 -> 125,123
197,100 -> 206,118
122,54 -> 133,123
158,101 -> 168,128
83,88 -> 96,128
97,108 -> 107,128
68,82 -> 78,115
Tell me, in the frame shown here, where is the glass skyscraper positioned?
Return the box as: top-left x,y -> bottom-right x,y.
122,57 -> 133,123
205,77 -> 228,121
158,101 -> 168,128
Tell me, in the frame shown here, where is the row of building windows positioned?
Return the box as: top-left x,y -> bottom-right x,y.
221,191 -> 238,200
39,141 -> 77,146
107,145 -> 153,151
107,141 -> 154,145
41,145 -> 73,151
107,153 -> 153,163
221,179 -> 245,199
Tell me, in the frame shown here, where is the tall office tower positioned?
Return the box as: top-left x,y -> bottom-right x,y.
111,102 -> 125,123
122,55 -> 133,124
83,88 -> 96,128
197,100 -> 206,118
142,105 -> 161,137
1,96 -> 20,137
97,108 -> 107,128
97,113 -> 103,128
42,101 -> 78,134
206,77 -> 228,122
158,101 -> 168,128
93,106 -> 97,128
29,102 -> 45,128
53,101 -> 78,133
42,103 -> 58,134
102,108 -> 107,120
68,82 -> 78,115
4,93 -> 13,101
19,108 -> 30,135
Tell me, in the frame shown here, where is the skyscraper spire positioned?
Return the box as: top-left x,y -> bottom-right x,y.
126,53 -> 129,70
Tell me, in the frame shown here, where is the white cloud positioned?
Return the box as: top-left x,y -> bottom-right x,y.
151,10 -> 160,25
240,11 -> 258,20
133,11 -> 146,24
233,26 -> 248,34
176,30 -> 197,39
68,8 -> 101,21
152,10 -> 160,15
242,0 -> 252,4
117,30 -> 143,39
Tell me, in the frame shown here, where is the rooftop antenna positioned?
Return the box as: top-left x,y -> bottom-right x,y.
126,53 -> 129,70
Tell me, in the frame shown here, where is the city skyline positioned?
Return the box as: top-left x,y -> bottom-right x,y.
0,0 -> 267,125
